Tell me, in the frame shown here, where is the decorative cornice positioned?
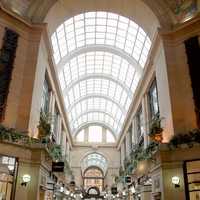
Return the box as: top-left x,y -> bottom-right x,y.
160,13 -> 200,45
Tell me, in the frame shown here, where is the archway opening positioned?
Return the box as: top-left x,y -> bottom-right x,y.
84,167 -> 104,192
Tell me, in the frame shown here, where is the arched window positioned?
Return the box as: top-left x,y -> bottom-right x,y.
75,125 -> 116,143
88,125 -> 102,142
84,167 -> 104,191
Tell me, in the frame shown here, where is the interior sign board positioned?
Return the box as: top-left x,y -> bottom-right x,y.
52,162 -> 64,172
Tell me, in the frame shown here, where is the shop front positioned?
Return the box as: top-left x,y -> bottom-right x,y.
0,155 -> 18,200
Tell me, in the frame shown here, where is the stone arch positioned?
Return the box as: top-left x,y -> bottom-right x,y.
20,0 -> 175,30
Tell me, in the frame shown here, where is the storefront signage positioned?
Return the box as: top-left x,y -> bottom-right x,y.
52,162 -> 64,172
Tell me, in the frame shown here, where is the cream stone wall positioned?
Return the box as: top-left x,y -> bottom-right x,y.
161,24 -> 198,135
45,0 -> 159,39
28,36 -> 47,137
70,146 -> 120,188
155,40 -> 174,142
119,16 -> 200,149
0,8 -> 72,151
0,142 -> 52,200
0,8 -> 43,132
118,34 -> 162,147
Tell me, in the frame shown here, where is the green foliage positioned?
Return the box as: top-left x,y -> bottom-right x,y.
0,124 -> 62,161
169,129 -> 200,149
48,144 -> 62,161
37,111 -> 52,139
118,141 -> 159,182
119,166 -> 125,176
114,175 -> 119,184
127,142 -> 158,172
149,114 -> 163,136
0,124 -> 39,144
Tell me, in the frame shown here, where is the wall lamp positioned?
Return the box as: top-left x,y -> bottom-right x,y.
172,176 -> 180,188
21,174 -> 31,186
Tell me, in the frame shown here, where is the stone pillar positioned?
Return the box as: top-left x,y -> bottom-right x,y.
15,160 -> 41,200
120,146 -> 123,167
85,127 -> 89,142
56,115 -> 62,144
132,118 -> 136,145
121,142 -> 125,169
126,133 -> 131,157
142,96 -> 149,148
50,92 -> 55,115
157,17 -> 200,141
140,185 -> 152,200
161,161 -> 186,200
102,127 -> 107,143
0,9 -> 45,133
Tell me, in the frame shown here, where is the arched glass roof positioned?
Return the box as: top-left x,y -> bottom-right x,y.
82,153 -> 108,175
51,11 -> 151,137
52,12 -> 151,67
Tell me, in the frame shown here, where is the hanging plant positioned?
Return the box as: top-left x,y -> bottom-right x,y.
191,129 -> 200,143
0,124 -> 65,163
121,142 -> 159,177
48,144 -> 62,162
168,129 -> 200,149
114,176 -> 119,184
119,166 -> 125,177
124,157 -> 131,169
37,111 -> 52,139
149,114 -> 164,143
126,163 -> 134,175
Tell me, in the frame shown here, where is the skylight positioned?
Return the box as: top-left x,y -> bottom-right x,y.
82,153 -> 108,175
59,51 -> 140,135
51,12 -> 151,67
88,125 -> 102,143
51,11 -> 152,138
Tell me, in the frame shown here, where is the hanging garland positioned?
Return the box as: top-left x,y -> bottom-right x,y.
149,114 -> 164,143
37,111 -> 52,139
168,129 -> 200,149
117,141 -> 159,180
128,142 -> 158,172
0,124 -> 63,161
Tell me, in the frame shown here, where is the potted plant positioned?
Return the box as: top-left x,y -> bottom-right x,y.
149,114 -> 163,143
48,144 -> 62,161
37,111 -> 52,140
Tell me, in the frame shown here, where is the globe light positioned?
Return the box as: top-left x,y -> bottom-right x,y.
172,176 -> 180,187
65,190 -> 70,195
8,165 -> 14,171
60,186 -> 64,192
130,186 -> 136,194
22,174 -> 31,183
21,174 -> 31,186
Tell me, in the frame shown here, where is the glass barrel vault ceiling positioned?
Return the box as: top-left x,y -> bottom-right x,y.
51,11 -> 152,138
82,153 -> 107,175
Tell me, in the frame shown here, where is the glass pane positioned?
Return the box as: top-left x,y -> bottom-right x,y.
76,129 -> 85,142
106,130 -> 115,143
88,126 -> 102,142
